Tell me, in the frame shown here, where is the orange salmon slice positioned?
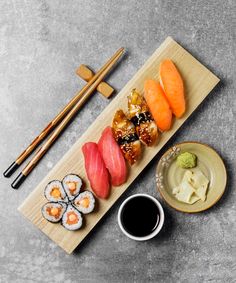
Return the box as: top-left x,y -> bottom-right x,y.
159,59 -> 185,118
144,80 -> 172,131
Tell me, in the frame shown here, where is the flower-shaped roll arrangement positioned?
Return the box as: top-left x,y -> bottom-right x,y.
41,174 -> 95,231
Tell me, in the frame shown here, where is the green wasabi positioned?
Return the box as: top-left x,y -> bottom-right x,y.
176,152 -> 197,169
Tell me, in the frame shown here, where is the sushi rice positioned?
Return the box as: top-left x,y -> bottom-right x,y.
42,202 -> 66,223
73,191 -> 95,214
44,180 -> 67,202
42,174 -> 95,231
62,205 -> 83,231
62,174 -> 82,200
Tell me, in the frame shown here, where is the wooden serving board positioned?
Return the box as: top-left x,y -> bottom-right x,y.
18,37 -> 220,254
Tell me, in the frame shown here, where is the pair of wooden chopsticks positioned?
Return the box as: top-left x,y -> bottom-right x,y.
4,48 -> 125,189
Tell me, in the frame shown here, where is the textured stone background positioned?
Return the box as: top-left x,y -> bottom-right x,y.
0,0 -> 235,282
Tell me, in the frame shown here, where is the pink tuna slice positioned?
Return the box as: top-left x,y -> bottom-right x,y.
98,126 -> 127,186
82,142 -> 110,199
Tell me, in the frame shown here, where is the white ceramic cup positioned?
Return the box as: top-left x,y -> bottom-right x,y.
117,193 -> 165,241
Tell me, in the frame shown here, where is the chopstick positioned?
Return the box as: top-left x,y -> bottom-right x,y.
9,48 -> 124,189
4,47 -> 124,179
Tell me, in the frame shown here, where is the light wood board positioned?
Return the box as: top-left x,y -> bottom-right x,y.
18,37 -> 220,254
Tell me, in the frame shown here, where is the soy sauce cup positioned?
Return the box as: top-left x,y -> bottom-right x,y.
117,193 -> 164,241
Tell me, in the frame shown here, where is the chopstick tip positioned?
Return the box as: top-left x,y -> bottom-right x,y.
11,173 -> 26,189
117,47 -> 125,55
3,161 -> 19,178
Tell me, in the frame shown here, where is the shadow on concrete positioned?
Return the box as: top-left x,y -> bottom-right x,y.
150,205 -> 176,245
202,154 -> 233,214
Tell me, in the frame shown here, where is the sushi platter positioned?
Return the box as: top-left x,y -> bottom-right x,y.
18,37 -> 220,254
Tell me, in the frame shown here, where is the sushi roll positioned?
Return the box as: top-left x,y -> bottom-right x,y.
42,174 -> 96,230
41,202 -> 66,223
73,191 -> 95,214
62,204 -> 83,231
112,110 -> 142,165
62,174 -> 82,201
127,89 -> 158,146
44,180 -> 67,202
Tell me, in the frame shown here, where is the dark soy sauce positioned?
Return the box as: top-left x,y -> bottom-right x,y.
121,196 -> 160,237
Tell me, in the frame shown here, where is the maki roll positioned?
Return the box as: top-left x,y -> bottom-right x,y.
44,180 -> 67,202
42,174 -> 96,231
62,174 -> 82,201
73,191 -> 95,214
42,202 -> 66,223
62,205 -> 83,231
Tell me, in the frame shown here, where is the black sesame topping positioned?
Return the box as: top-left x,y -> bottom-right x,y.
130,112 -> 152,126
117,133 -> 139,145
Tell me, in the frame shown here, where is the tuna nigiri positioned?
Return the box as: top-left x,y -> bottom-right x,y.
127,89 -> 158,146
98,126 -> 127,186
112,110 -> 142,165
144,80 -> 172,131
82,142 -> 110,199
159,59 -> 185,118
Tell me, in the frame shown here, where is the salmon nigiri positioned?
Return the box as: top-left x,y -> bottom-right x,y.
98,126 -> 127,186
159,59 -> 185,118
82,142 -> 110,199
144,80 -> 172,131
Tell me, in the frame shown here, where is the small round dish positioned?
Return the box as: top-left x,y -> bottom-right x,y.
156,142 -> 227,213
117,194 -> 164,241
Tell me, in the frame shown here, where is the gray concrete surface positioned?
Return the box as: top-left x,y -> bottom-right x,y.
0,0 -> 235,282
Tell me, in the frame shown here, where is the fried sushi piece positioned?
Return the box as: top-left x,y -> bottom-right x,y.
44,180 -> 68,202
112,110 -> 141,165
62,204 -> 83,231
127,89 -> 158,146
73,191 -> 95,214
42,202 -> 66,223
62,174 -> 82,201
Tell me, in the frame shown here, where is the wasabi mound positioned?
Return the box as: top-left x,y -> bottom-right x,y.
177,152 -> 197,169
